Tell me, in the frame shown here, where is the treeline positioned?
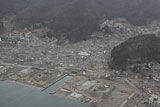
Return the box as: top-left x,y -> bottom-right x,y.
0,22 -> 4,34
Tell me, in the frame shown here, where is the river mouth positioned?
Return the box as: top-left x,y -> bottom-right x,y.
0,76 -> 90,107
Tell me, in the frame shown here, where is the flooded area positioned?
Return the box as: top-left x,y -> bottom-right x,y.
0,78 -> 90,107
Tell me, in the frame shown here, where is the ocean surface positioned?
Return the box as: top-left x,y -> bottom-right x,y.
0,76 -> 90,107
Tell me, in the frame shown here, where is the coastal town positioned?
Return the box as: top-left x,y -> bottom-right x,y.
0,17 -> 160,107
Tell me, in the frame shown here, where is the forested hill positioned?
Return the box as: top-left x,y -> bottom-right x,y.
1,0 -> 160,42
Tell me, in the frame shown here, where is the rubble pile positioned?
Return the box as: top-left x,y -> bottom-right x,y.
0,18 -> 160,72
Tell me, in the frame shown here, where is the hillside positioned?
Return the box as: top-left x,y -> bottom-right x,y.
1,0 -> 160,42
110,34 -> 160,70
